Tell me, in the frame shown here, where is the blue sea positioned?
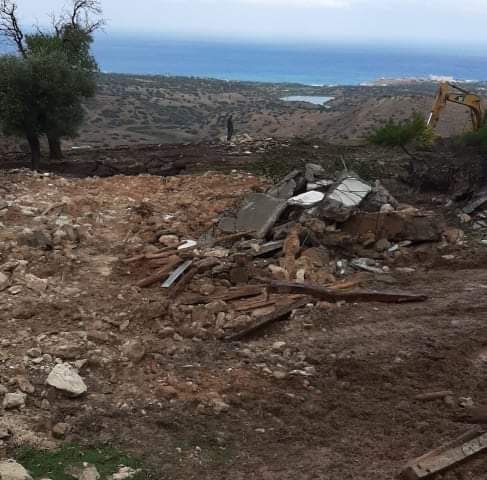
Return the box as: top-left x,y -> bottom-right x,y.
91,35 -> 487,85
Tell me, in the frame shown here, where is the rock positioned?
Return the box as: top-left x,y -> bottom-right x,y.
343,211 -> 443,243
0,460 -> 33,480
236,193 -> 287,238
444,227 -> 464,244
2,392 -> 26,410
26,347 -> 42,358
159,385 -> 178,399
52,422 -> 70,439
18,229 -> 53,250
317,198 -> 354,223
375,238 -> 391,252
458,213 -> 472,223
16,376 -> 35,394
271,341 -> 287,352
192,307 -> 213,325
158,234 -> 179,247
66,464 -> 100,480
288,190 -> 325,208
46,363 -> 87,397
110,467 -> 141,480
210,398 -> 230,414
206,300 -> 229,314
0,384 -> 8,396
463,191 -> 487,214
24,273 -> 48,293
304,163 -> 326,182
121,340 -> 146,363
267,170 -> 305,199
361,180 -> 399,212
229,266 -> 249,284
218,216 -> 237,233
0,272 -> 9,292
0,425 -> 10,439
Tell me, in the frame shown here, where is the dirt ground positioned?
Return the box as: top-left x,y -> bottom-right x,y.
1,157 -> 487,479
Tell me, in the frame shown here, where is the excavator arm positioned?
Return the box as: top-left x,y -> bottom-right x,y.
427,82 -> 485,131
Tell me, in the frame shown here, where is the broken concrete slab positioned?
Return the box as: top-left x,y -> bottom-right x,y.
327,176 -> 372,208
288,190 -> 325,208
267,169 -> 305,199
464,190 -> 487,214
218,216 -> 237,233
236,193 -> 287,238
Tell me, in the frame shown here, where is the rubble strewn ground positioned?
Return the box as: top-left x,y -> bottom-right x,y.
2,157 -> 487,479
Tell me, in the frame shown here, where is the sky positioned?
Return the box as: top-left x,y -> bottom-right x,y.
14,0 -> 487,48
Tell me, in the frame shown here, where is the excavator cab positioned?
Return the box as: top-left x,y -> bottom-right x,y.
427,82 -> 485,132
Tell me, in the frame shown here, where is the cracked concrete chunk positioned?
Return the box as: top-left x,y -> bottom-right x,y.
46,363 -> 87,397
236,193 -> 287,238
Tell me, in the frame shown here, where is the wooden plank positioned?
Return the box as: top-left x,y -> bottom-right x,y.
136,255 -> 182,288
401,428 -> 487,480
267,281 -> 428,304
168,258 -> 220,299
215,285 -> 266,302
225,297 -> 309,341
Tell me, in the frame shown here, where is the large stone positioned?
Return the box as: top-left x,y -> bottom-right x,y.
46,363 -> 87,397
0,460 -> 32,480
327,176 -> 372,207
343,211 -> 443,243
2,392 -> 26,410
236,193 -> 287,238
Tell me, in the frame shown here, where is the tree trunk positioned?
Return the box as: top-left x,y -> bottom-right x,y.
48,136 -> 63,160
26,134 -> 41,170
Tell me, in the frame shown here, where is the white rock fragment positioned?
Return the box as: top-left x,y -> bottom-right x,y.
288,190 -> 325,207
0,460 -> 33,480
46,363 -> 87,397
2,392 -> 26,410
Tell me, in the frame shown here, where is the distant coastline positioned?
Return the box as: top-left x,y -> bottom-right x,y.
91,35 -> 487,86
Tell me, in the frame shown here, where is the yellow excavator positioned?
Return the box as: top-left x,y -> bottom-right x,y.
427,82 -> 485,131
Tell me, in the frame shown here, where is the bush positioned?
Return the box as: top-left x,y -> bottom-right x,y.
461,124 -> 487,152
369,113 -> 434,151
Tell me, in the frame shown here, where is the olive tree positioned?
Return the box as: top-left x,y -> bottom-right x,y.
0,0 -> 102,166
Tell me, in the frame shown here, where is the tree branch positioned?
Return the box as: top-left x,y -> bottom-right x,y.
0,0 -> 26,57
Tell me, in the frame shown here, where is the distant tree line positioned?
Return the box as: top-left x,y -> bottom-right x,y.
0,0 -> 103,168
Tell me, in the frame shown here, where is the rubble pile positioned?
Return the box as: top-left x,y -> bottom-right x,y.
124,163 -> 463,340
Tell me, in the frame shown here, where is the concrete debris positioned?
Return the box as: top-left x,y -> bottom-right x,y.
326,176 -> 372,208
236,193 -> 287,238
46,363 -> 87,397
463,191 -> 487,214
288,190 -> 325,207
0,460 -> 33,480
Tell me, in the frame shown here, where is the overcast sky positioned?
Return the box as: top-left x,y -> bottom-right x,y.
16,0 -> 487,47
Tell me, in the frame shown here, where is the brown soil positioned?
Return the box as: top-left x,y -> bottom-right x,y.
1,151 -> 487,480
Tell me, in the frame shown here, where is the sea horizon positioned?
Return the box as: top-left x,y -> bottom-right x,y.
90,34 -> 487,86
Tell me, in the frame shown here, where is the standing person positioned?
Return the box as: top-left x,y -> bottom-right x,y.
227,115 -> 234,142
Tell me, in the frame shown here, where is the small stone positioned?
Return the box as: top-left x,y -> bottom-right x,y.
26,347 -> 42,358
210,398 -> 230,414
206,300 -> 229,314
16,376 -> 35,394
459,396 -> 474,408
0,460 -> 33,480
271,341 -> 287,352
273,370 -> 287,380
160,386 -> 178,399
192,306 -> 213,324
158,234 -> 179,247
375,238 -> 391,252
52,422 -> 70,439
110,466 -> 141,480
41,399 -> 51,410
3,392 -> 27,410
121,340 -> 146,363
46,363 -> 87,397
24,273 -> 48,293
0,272 -> 9,291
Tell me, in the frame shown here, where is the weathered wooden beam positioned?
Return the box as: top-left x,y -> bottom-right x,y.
267,281 -> 428,304
136,255 -> 182,288
225,297 -> 308,341
400,427 -> 487,479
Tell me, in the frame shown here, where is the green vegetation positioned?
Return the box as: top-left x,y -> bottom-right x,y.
16,444 -> 148,480
0,0 -> 102,167
461,123 -> 487,152
368,112 -> 434,155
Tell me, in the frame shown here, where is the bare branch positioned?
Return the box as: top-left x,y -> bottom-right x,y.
69,0 -> 104,33
0,0 -> 26,56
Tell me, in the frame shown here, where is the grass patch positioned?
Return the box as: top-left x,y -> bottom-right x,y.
15,444 -> 148,480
